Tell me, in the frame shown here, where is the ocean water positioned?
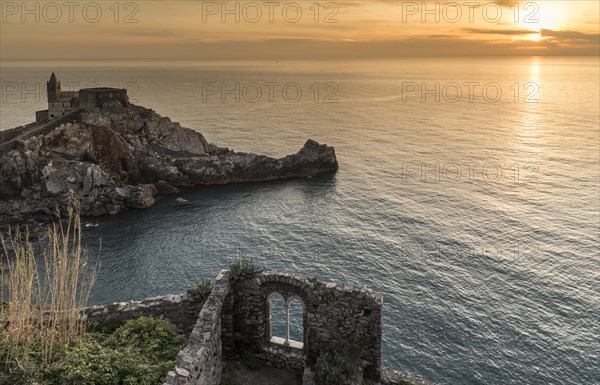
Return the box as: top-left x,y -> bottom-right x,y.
0,58 -> 598,385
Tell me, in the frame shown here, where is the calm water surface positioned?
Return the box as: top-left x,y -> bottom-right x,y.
1,58 -> 598,385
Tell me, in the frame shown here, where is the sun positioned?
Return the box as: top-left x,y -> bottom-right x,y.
527,32 -> 543,42
519,3 -> 567,42
520,3 -> 566,31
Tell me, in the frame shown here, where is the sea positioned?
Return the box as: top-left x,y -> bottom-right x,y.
0,57 -> 598,385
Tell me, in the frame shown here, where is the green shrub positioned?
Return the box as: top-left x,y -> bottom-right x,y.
241,352 -> 266,370
45,335 -> 122,385
87,319 -> 125,335
106,316 -> 186,362
187,280 -> 213,301
0,334 -> 38,385
0,317 -> 186,385
314,344 -> 360,385
49,334 -> 178,385
227,259 -> 261,283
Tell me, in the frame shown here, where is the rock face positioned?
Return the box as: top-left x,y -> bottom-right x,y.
0,101 -> 338,225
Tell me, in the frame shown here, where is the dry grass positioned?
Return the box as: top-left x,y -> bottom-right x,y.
0,203 -> 98,367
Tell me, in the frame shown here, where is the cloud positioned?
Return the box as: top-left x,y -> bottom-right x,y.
3,33 -> 598,59
146,36 -> 600,59
1,1 -> 598,59
540,29 -> 600,43
465,28 -> 539,36
360,0 -> 515,8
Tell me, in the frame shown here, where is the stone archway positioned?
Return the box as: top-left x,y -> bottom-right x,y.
267,292 -> 305,350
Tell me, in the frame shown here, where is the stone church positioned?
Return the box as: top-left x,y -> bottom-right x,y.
36,73 -> 128,123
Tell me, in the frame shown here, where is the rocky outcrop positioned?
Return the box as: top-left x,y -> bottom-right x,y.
381,368 -> 435,385
0,101 -> 338,225
156,180 -> 179,194
175,198 -> 191,206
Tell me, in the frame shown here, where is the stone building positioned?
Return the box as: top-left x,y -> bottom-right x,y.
79,87 -> 129,111
36,73 -> 128,123
35,72 -> 79,122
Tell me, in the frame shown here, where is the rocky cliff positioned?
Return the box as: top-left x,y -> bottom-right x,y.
0,101 -> 338,224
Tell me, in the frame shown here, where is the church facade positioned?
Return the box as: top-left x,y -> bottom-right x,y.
36,72 -> 79,123
36,73 -> 129,123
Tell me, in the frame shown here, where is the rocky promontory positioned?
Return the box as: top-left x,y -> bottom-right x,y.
0,101 -> 338,225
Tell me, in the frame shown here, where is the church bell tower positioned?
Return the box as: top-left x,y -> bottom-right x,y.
47,72 -> 61,103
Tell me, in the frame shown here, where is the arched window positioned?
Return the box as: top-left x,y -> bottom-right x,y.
268,293 -> 304,349
268,293 -> 286,342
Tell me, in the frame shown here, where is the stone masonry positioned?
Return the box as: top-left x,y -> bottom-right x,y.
163,270 -> 231,385
82,291 -> 208,335
87,269 -> 387,385
224,271 -> 383,381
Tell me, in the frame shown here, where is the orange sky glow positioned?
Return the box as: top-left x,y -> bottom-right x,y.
1,1 -> 598,59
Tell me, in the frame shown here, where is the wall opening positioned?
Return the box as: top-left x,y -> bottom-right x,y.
268,293 -> 286,343
268,293 -> 304,350
288,297 -> 304,344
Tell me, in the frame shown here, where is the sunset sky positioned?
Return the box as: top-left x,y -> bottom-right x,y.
1,1 -> 598,59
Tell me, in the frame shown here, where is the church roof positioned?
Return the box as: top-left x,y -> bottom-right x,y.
58,91 -> 78,102
49,72 -> 57,83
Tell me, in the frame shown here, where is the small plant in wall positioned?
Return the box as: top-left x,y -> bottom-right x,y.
308,277 -> 323,289
187,279 -> 212,301
314,343 -> 361,385
227,259 -> 261,283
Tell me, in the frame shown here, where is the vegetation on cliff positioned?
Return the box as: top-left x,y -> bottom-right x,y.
313,343 -> 361,385
0,204 -> 96,367
226,258 -> 262,283
0,206 -> 185,385
0,317 -> 186,385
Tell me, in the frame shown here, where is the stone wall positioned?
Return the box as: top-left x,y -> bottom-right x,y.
36,109 -> 49,123
163,271 -> 231,385
82,291 -> 208,335
223,271 -> 383,382
79,88 -> 128,111
1,109 -> 82,154
84,269 -> 384,385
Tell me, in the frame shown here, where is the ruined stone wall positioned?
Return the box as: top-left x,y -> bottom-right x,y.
82,291 -> 208,335
85,269 -> 383,385
225,271 -> 383,382
163,271 -> 231,385
306,279 -> 383,380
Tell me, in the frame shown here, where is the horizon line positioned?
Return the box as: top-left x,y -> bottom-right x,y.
1,54 -> 599,61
